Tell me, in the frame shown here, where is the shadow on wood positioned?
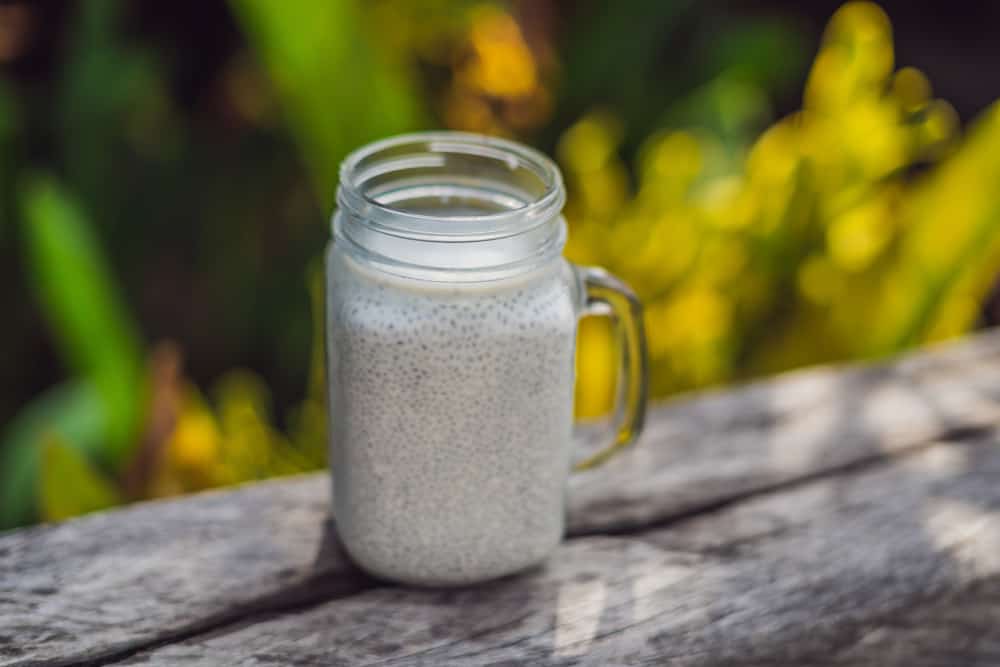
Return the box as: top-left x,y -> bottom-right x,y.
4,332 -> 1000,665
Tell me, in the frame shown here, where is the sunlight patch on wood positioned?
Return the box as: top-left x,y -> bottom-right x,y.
553,576 -> 607,657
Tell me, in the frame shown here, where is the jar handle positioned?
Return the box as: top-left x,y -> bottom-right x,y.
572,265 -> 649,471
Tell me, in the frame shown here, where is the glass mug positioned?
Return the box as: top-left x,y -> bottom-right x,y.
326,132 -> 647,586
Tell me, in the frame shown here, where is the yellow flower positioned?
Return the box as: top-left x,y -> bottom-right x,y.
798,255 -> 842,304
575,317 -> 617,418
169,411 -> 220,472
806,2 -> 894,111
827,191 -> 896,272
461,7 -> 538,98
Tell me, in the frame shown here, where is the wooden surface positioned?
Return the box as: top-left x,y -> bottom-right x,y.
4,332 -> 1000,665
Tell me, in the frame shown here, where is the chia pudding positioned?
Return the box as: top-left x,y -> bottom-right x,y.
326,248 -> 579,586
325,131 -> 647,587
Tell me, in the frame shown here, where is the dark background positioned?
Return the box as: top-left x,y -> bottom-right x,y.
3,0 -> 1000,526
5,1 -> 998,428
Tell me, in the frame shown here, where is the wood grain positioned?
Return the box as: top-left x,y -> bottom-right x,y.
121,434 -> 1000,666
0,477 -> 363,667
569,331 -> 1000,533
822,579 -> 1000,666
4,331 -> 1000,665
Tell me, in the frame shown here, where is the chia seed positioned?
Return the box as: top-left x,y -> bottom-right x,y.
326,250 -> 578,586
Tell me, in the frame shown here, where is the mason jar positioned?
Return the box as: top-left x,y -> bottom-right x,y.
326,132 -> 647,586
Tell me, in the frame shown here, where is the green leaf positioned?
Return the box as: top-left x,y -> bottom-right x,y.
700,17 -> 809,94
229,0 -> 425,207
878,103 -> 1000,352
0,381 -> 107,529
557,0 -> 694,145
57,0 -> 163,223
39,432 -> 121,523
658,73 -> 772,165
19,174 -> 146,466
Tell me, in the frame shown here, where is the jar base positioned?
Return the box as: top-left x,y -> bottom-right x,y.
338,528 -> 561,588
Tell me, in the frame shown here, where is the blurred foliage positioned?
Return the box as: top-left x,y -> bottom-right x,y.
0,381 -> 106,526
566,2 -> 989,413
2,0 -> 1000,527
229,0 -> 424,206
20,175 -> 145,463
40,433 -> 121,522
1,176 -> 144,526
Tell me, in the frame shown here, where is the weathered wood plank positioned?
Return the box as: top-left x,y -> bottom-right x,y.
823,579 -> 1000,666
569,330 -> 1000,533
122,433 -> 1000,666
4,331 -> 1000,665
0,477 -> 357,667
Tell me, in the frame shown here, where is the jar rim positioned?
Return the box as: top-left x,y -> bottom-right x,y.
336,131 -> 565,242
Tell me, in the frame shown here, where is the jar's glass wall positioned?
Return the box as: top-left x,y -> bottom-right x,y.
327,132 -> 580,585
333,132 -> 567,281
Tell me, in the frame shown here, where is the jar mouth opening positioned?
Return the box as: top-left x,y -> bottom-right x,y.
336,131 -> 565,241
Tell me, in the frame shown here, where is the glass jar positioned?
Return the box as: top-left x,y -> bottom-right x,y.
326,132 -> 647,586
